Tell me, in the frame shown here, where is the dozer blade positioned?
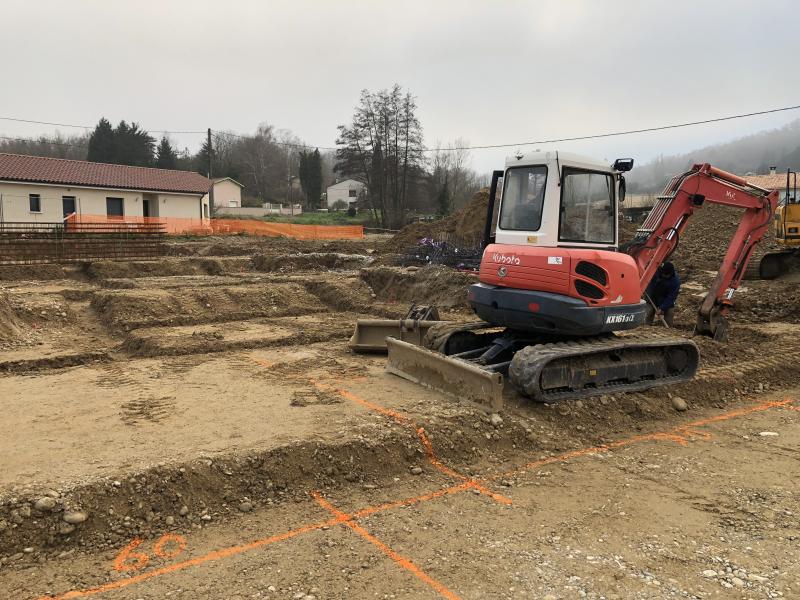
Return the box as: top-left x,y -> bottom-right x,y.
349,319 -> 448,353
509,336 -> 699,403
386,338 -> 504,412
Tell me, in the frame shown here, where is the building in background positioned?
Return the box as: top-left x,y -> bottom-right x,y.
203,177 -> 243,214
325,179 -> 365,209
0,153 -> 211,222
745,167 -> 798,203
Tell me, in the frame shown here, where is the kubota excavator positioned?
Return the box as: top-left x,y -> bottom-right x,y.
351,151 -> 778,410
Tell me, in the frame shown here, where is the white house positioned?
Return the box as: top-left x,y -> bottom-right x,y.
0,153 -> 212,223
326,179 -> 365,209
205,177 -> 244,211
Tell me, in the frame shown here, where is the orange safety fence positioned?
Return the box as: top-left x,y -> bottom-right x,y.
65,214 -> 364,239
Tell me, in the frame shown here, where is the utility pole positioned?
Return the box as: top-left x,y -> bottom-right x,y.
286,150 -> 293,216
207,128 -> 214,219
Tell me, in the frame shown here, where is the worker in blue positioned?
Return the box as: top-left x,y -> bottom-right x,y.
645,261 -> 680,327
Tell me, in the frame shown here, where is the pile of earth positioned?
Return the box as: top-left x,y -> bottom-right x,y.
252,252 -> 373,273
361,265 -> 478,308
384,188 -> 490,252
90,283 -> 325,330
0,292 -> 23,343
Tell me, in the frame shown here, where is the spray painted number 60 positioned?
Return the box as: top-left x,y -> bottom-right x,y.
113,534 -> 188,572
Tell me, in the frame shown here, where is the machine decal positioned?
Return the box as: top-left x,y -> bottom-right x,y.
547,256 -> 563,265
605,313 -> 636,324
610,294 -> 623,304
492,253 -> 521,265
497,266 -> 507,278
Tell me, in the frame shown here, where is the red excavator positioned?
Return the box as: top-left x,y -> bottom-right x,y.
350,151 -> 778,410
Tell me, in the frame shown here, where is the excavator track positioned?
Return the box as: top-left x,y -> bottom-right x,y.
508,335 -> 699,403
745,249 -> 796,280
383,322 -> 699,409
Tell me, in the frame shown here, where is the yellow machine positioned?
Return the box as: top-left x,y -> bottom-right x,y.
755,169 -> 799,279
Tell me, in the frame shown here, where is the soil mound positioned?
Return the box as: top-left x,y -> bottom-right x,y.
385,188 -> 489,252
0,292 -> 23,343
303,277 -> 377,312
0,264 -> 66,281
253,252 -> 372,273
91,283 -> 325,330
361,265 -> 478,307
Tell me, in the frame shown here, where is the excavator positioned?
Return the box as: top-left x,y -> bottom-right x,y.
350,151 -> 778,410
751,169 -> 799,279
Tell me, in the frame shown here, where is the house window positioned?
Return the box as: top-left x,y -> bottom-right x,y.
106,197 -> 124,217
203,204 -> 209,218
228,200 -> 238,207
348,189 -> 357,197
29,194 -> 42,213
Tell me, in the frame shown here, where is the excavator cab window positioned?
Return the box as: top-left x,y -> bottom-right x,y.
558,169 -> 615,244
498,166 -> 547,231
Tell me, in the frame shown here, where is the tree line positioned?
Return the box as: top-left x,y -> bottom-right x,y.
0,85 -> 487,224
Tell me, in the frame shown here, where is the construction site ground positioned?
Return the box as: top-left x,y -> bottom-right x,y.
0,229 -> 798,599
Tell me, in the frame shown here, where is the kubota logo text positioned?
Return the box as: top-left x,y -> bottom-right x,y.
492,253 -> 521,265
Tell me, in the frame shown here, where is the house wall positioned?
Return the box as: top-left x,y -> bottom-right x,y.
0,181 -> 207,222
203,179 -> 242,212
326,180 -> 364,208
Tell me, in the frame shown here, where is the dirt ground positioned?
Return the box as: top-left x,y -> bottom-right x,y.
0,230 -> 798,600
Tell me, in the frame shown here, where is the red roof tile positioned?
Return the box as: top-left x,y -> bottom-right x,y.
745,172 -> 797,191
0,153 -> 211,194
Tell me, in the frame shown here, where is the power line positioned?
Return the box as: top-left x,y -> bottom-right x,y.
0,135 -> 89,149
2,102 -> 799,155
425,103 -> 800,151
0,116 -> 206,135
210,130 -> 337,151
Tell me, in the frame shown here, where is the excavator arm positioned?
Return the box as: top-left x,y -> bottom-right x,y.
625,163 -> 778,340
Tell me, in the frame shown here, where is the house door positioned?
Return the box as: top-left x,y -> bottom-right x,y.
62,196 -> 76,218
142,199 -> 151,218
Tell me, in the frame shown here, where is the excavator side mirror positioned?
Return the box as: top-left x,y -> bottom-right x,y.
613,158 -> 634,172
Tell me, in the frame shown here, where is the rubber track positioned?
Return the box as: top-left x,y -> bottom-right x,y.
508,335 -> 699,403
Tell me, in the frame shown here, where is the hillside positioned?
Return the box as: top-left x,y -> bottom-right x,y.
628,118 -> 800,193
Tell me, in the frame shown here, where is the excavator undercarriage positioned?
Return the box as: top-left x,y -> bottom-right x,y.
352,317 -> 699,411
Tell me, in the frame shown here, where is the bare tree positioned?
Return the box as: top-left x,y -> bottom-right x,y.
335,85 -> 426,228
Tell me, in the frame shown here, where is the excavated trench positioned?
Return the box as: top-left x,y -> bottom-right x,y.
1,240 -> 800,566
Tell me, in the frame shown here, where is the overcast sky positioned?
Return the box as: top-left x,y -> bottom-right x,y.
2,0 -> 798,172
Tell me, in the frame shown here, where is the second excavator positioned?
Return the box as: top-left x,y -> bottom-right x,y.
351,151 -> 778,410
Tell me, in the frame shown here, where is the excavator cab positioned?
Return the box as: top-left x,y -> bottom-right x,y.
489,151 -> 627,251
751,169 -> 798,280
474,151 -> 647,337
774,169 -> 799,245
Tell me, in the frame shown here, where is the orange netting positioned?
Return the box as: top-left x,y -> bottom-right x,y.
65,214 -> 364,239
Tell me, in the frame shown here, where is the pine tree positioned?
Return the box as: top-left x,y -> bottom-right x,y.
298,148 -> 324,209
87,118 -> 115,163
196,140 -> 214,177
155,137 -> 178,169
113,121 -> 155,167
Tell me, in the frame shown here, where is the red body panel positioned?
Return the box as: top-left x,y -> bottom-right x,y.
480,244 -> 642,307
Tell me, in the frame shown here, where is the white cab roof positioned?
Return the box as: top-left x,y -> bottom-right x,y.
505,150 -> 614,173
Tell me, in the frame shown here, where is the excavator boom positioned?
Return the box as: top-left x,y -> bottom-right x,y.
625,163 -> 778,339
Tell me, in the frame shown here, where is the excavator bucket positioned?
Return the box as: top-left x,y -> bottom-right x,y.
348,318 -> 447,352
385,338 -> 504,411
349,304 -> 446,352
